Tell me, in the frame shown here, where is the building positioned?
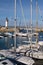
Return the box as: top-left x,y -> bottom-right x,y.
5,18 -> 8,28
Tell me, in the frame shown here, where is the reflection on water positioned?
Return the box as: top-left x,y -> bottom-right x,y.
0,32 -> 43,50
0,37 -> 14,49
0,36 -> 30,49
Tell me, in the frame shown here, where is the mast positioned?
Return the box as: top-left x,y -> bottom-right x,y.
30,0 -> 32,49
36,0 -> 38,47
14,0 -> 16,53
36,0 -> 38,30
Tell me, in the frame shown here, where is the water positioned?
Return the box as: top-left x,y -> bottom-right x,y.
0,32 -> 43,50
0,36 -> 28,49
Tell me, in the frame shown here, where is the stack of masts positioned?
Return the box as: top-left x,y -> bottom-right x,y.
14,0 -> 38,53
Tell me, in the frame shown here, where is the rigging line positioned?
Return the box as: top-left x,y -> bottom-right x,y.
38,6 -> 43,21
38,6 -> 42,17
20,0 -> 28,33
36,0 -> 42,29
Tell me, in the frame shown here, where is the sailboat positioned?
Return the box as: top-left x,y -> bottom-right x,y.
4,0 -> 43,65
25,0 -> 43,62
16,0 -> 43,62
6,0 -> 35,65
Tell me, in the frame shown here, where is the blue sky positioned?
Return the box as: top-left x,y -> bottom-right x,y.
0,0 -> 43,27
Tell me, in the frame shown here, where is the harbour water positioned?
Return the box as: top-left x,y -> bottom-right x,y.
0,33 -> 29,50
0,32 -> 43,50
